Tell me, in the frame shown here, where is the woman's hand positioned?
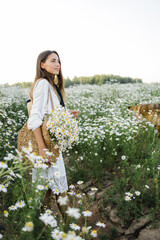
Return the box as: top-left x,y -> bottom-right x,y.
38,146 -> 52,166
69,110 -> 81,118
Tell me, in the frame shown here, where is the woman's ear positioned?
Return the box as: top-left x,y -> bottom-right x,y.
41,62 -> 45,69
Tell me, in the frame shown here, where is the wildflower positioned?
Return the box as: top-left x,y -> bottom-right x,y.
8,205 -> 17,211
125,196 -> 131,201
125,192 -> 133,197
68,191 -> 75,196
145,185 -> 149,189
135,191 -> 141,196
16,173 -> 22,179
22,221 -> 34,232
91,187 -> 98,191
3,210 -> 8,217
54,172 -> 61,178
82,210 -> 92,217
4,153 -> 15,161
37,185 -> 44,190
39,213 -> 57,227
78,199 -> 82,204
90,230 -> 97,237
77,180 -> 83,185
76,193 -> 82,198
57,195 -> 68,206
0,185 -> 7,192
136,164 -> 141,169
96,221 -> 106,228
15,200 -> 25,208
0,161 -> 8,169
0,234 -> 3,239
45,209 -> 52,215
69,184 -> 75,189
51,228 -> 63,239
121,155 -> 126,160
53,189 -> 59,195
69,223 -> 80,230
66,207 -> 81,219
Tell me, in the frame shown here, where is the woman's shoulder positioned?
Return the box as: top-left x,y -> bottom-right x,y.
34,78 -> 49,90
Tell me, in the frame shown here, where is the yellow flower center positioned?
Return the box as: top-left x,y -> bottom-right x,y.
26,222 -> 33,227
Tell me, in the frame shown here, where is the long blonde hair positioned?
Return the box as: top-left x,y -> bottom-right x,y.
29,50 -> 65,102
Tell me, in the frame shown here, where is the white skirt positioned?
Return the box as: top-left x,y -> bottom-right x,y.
32,151 -> 68,194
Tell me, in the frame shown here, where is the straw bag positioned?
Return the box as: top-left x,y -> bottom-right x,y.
17,80 -> 59,162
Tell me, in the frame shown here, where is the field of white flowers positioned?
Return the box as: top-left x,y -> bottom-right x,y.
1,82 -> 160,239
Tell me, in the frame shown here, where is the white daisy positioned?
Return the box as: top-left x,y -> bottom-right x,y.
96,221 -> 106,228
8,205 -> 17,211
0,184 -> 7,192
57,195 -> 68,206
90,230 -> 97,237
3,210 -> 8,217
15,200 -> 25,208
69,184 -> 75,189
135,191 -> 141,196
54,172 -> 61,178
51,228 -> 63,240
91,187 -> 98,191
121,155 -> 126,160
22,221 -> 34,232
53,189 -> 59,195
37,185 -> 44,190
66,207 -> 81,219
125,196 -> 131,201
77,180 -> 83,185
82,210 -> 92,217
69,223 -> 80,230
0,161 -> 8,169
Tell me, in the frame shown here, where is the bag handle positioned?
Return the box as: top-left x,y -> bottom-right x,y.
48,86 -> 54,110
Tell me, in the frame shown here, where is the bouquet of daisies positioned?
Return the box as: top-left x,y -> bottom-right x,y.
46,105 -> 79,151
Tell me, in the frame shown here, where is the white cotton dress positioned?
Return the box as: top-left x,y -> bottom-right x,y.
27,79 -> 68,194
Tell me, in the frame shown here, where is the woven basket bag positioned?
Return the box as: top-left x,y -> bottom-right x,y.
17,80 -> 59,163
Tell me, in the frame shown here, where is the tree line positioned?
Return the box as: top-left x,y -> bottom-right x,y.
9,74 -> 142,88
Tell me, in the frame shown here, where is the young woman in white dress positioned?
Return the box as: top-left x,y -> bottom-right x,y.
27,50 -> 79,216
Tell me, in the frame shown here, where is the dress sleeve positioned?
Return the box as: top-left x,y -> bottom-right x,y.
27,79 -> 49,131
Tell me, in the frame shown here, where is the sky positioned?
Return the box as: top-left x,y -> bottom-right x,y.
0,0 -> 160,84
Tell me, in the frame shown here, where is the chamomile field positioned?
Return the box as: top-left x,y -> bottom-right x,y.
1,82 -> 160,239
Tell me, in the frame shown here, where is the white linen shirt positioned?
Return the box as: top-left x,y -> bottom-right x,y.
27,79 -> 60,131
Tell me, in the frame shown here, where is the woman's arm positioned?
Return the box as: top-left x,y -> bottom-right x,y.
33,126 -> 46,157
33,126 -> 51,165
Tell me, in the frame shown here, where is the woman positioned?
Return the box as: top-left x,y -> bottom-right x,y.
27,50 -> 79,217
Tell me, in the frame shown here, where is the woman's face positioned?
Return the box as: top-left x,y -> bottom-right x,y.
41,53 -> 60,75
